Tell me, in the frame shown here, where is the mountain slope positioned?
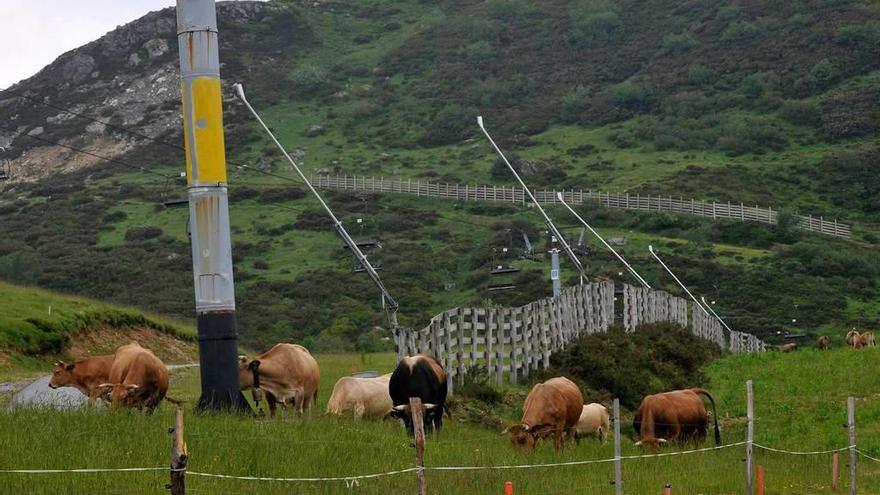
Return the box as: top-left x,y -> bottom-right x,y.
0,0 -> 878,349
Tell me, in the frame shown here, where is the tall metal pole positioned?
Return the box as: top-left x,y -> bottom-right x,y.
550,249 -> 561,298
176,0 -> 249,412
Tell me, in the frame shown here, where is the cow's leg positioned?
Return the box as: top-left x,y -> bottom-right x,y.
354,402 -> 365,420
554,429 -> 563,450
267,395 -> 278,417
87,390 -> 99,407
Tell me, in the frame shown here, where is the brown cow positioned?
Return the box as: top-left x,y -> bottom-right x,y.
506,377 -> 583,450
633,388 -> 721,448
846,330 -> 862,349
817,335 -> 830,351
860,331 -> 875,348
97,342 -> 168,412
49,355 -> 115,406
327,374 -> 392,419
773,343 -> 798,353
239,343 -> 320,416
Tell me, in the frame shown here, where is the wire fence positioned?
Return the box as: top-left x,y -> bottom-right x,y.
312,174 -> 853,239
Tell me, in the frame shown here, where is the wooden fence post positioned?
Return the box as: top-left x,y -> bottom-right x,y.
613,398 -> 622,495
833,452 -> 840,492
168,406 -> 188,495
848,396 -> 856,495
410,397 -> 427,495
746,380 -> 754,495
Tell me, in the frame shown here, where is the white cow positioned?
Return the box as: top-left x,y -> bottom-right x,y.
326,374 -> 392,419
573,403 -> 610,444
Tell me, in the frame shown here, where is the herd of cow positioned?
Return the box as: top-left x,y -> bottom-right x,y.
48,342 -> 724,450
772,329 -> 876,353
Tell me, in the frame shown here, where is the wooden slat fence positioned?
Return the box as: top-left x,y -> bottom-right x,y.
313,174 -> 852,238
397,282 -> 765,391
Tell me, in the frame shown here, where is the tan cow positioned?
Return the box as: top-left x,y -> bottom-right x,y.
327,374 -> 392,419
506,377 -> 583,450
49,355 -> 115,406
846,330 -> 862,349
97,342 -> 168,412
573,403 -> 610,444
817,335 -> 830,351
860,331 -> 875,347
239,343 -> 320,416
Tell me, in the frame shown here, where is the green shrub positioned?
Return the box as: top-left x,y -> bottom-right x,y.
611,79 -> 655,113
661,33 -> 697,55
561,85 -> 592,123
486,0 -> 534,19
569,11 -> 621,48
542,323 -> 721,409
836,21 -> 880,48
779,100 -> 821,127
721,21 -> 762,43
810,59 -> 836,89
291,64 -> 328,95
124,226 -> 163,242
687,64 -> 715,86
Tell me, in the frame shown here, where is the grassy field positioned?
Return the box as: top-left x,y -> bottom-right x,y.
2,347 -> 880,494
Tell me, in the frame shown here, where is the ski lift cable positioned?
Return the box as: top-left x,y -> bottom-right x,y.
556,192 -> 651,289
234,84 -> 399,318
701,296 -> 735,333
648,245 -> 709,316
476,116 -> 587,284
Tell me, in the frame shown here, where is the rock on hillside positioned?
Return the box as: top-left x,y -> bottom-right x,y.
0,1 -> 305,183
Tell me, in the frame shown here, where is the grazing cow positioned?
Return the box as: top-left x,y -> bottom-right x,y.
817,335 -> 831,351
327,373 -> 393,419
846,330 -> 862,349
239,343 -> 320,416
49,355 -> 115,406
633,388 -> 721,448
773,343 -> 798,353
506,377 -> 583,450
860,331 -> 875,348
573,403 -> 610,444
97,342 -> 168,412
388,354 -> 447,434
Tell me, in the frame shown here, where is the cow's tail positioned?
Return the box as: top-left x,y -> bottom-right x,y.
694,388 -> 721,445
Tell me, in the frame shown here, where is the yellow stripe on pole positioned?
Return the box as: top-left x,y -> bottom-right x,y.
183,77 -> 227,184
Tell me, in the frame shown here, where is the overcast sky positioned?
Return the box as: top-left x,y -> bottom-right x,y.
0,1 -> 262,89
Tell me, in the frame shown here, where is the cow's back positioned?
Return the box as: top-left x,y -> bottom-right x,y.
328,374 -> 392,416
257,344 -> 320,403
522,377 -> 583,430
636,389 -> 707,441
390,355 -> 446,406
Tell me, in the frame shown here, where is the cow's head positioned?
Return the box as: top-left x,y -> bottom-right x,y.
634,437 -> 668,449
388,403 -> 438,431
97,383 -> 140,407
504,423 -> 554,450
48,361 -> 76,389
238,356 -> 261,389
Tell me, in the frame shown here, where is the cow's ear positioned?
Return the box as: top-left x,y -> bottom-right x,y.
65,364 -> 75,371
238,355 -> 247,363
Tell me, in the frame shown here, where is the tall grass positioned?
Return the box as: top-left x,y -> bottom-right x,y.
1,350 -> 879,494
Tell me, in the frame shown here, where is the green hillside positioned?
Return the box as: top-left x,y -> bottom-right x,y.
0,280 -> 193,376
0,0 -> 879,348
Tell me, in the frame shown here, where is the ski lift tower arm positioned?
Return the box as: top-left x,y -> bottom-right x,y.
234,84 -> 399,319
477,116 -> 588,284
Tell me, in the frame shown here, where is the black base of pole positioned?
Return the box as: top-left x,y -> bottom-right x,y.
195,311 -> 251,413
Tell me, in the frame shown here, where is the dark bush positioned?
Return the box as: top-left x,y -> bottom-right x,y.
542,323 -> 721,409
124,226 -> 163,242
258,187 -> 306,203
103,211 -> 128,223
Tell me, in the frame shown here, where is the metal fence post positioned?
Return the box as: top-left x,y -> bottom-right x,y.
849,396 -> 856,495
614,398 -> 622,495
746,380 -> 754,495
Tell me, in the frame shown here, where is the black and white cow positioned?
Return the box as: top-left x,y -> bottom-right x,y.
388,354 -> 448,434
